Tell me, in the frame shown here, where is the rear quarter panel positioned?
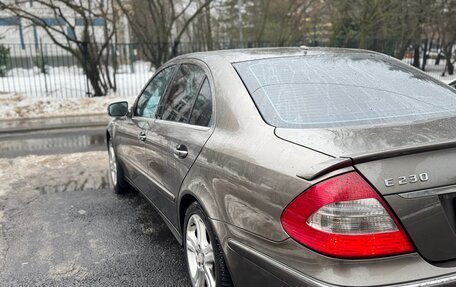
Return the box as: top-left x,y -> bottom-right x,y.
178,55 -> 333,241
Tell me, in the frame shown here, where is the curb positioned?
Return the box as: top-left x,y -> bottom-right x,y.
0,113 -> 106,122
0,121 -> 108,135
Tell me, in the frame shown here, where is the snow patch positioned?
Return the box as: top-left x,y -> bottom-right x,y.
0,92 -> 135,120
1,62 -> 154,99
0,151 -> 110,197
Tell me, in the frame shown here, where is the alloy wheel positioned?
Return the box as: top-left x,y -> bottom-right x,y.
186,214 -> 216,287
108,142 -> 117,185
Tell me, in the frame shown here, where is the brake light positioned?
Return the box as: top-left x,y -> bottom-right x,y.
281,172 -> 414,259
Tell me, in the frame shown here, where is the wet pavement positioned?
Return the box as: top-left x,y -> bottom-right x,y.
0,128 -> 191,286
0,115 -> 108,134
0,127 -> 106,158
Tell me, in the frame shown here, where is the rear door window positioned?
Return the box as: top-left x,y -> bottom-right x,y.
234,55 -> 456,128
160,64 -> 206,123
189,79 -> 213,127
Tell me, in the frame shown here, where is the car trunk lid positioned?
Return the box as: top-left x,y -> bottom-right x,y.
276,116 -> 456,262
355,149 -> 456,262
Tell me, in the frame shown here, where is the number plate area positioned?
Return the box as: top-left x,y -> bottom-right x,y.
384,190 -> 456,262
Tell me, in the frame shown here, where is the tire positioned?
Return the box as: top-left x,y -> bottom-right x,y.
184,202 -> 233,287
108,138 -> 129,194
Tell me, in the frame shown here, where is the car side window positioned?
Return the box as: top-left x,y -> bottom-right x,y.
189,79 -> 213,127
160,64 -> 206,123
136,65 -> 176,118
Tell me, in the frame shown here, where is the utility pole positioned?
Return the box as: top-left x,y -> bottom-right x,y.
238,0 -> 243,45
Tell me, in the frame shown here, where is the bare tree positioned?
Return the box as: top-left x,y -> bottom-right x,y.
436,0 -> 456,75
187,0 -> 214,51
327,0 -> 439,62
0,0 -> 115,97
214,0 -> 321,46
116,0 -> 213,68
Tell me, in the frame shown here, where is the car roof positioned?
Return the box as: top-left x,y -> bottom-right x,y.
173,47 -> 381,64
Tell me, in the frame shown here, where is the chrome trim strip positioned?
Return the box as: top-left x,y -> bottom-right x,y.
155,119 -> 211,132
122,157 -> 175,202
393,273 -> 456,287
398,185 -> 456,199
228,239 -> 456,287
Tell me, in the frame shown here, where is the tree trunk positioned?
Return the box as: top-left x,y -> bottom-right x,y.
436,52 -> 442,65
205,5 -> 213,51
80,42 -> 107,97
412,44 -> 420,68
448,59 -> 455,75
435,40 -> 441,65
421,39 -> 428,71
359,27 -> 367,49
86,62 -> 105,97
443,43 -> 455,76
171,40 -> 180,58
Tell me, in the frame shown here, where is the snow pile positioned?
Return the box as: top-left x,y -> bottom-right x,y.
0,92 -> 135,120
0,151 -> 110,198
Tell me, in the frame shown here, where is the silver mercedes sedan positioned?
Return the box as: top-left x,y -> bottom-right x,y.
106,48 -> 456,287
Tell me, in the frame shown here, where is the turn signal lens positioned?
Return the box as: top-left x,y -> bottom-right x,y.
281,172 -> 414,259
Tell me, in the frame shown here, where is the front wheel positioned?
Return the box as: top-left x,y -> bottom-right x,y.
108,138 -> 129,193
184,202 -> 233,287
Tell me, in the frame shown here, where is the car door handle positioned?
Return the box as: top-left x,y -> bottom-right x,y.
173,144 -> 188,159
138,131 -> 147,141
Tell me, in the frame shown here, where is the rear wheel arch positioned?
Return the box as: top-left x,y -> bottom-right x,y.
179,193 -> 198,234
178,190 -> 220,236
178,169 -> 224,235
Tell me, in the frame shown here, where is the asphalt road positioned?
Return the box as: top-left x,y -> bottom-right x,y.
0,127 -> 191,286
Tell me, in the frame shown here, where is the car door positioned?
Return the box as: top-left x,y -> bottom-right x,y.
144,62 -> 214,225
115,65 -> 177,193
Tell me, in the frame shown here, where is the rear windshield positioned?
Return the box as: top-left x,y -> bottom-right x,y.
234,54 -> 456,128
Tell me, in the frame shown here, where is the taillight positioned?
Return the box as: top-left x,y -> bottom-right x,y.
281,172 -> 414,259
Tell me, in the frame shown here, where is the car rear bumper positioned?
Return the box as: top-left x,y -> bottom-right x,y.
227,239 -> 456,287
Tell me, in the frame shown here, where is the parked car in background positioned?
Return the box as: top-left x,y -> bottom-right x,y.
107,47 -> 456,287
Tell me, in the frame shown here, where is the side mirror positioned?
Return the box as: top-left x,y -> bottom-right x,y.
108,101 -> 129,117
